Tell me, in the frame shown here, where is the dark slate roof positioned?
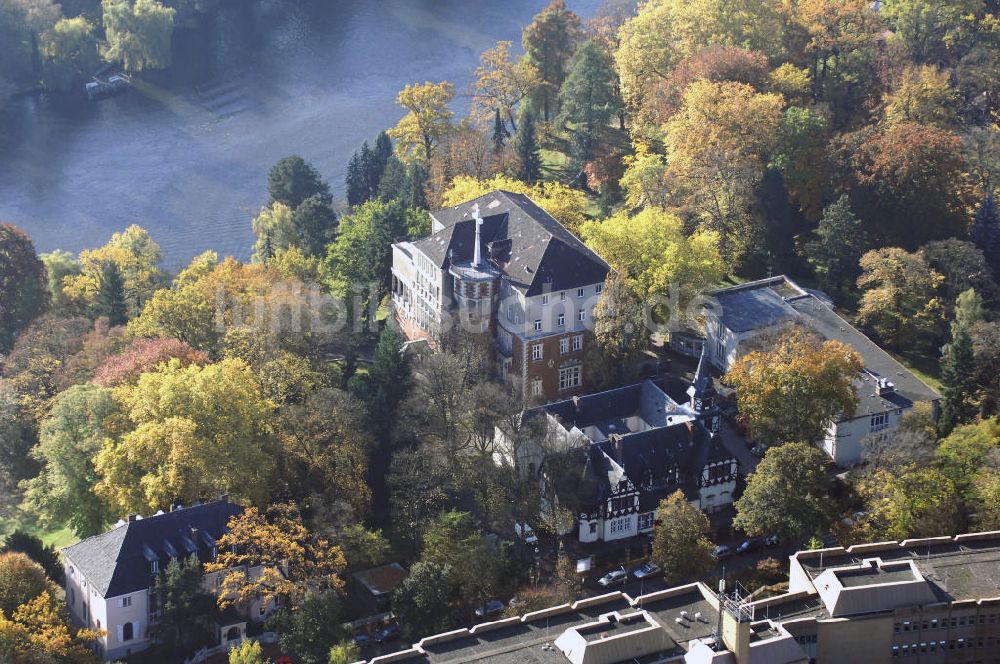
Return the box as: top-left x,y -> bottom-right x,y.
62,499 -> 242,598
544,420 -> 719,515
708,283 -> 799,333
420,190 -> 609,295
543,381 -> 648,429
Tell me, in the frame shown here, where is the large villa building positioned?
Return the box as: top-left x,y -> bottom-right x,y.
689,276 -> 941,467
390,191 -> 610,401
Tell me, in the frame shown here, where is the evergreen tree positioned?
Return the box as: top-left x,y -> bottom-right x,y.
804,194 -> 866,292
359,142 -> 376,201
0,224 -> 49,352
939,291 -> 981,435
491,108 -> 509,151
556,38 -> 620,164
267,155 -> 331,209
406,162 -> 429,210
373,130 -> 394,180
345,151 -> 366,206
376,155 -> 408,202
971,194 -> 1000,278
153,555 -> 216,654
94,261 -> 127,326
513,110 -> 543,184
293,194 -> 338,257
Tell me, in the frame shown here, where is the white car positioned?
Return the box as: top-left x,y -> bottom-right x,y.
712,544 -> 732,560
523,524 -> 538,545
598,567 -> 627,587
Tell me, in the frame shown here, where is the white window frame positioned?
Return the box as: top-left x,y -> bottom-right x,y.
119,595 -> 132,608
560,291 -> 566,301
560,338 -> 569,354
577,288 -> 584,297
572,335 -> 583,351
870,412 -> 889,432
578,309 -> 586,322
531,379 -> 543,396
595,283 -> 603,294
534,319 -> 542,332
532,344 -> 543,361
557,313 -> 565,327
559,365 -> 582,390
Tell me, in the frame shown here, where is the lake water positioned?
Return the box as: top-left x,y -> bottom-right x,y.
0,0 -> 599,267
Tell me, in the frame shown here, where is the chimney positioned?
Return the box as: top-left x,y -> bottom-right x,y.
610,433 -> 623,461
876,377 -> 895,396
572,395 -> 581,412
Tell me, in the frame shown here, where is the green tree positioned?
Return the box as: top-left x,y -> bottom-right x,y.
972,454 -> 1000,530
935,418 -> 1000,500
970,194 -> 1000,278
328,642 -> 361,664
588,271 -> 647,389
650,490 -> 715,585
267,155 -> 331,209
1,531 -> 62,584
0,384 -> 36,486
251,202 -> 298,262
336,524 -> 390,571
272,592 -> 347,664
491,108 -> 509,150
101,0 -> 175,71
556,38 -> 620,164
294,194 -> 338,258
857,467 -> 962,539
153,555 -> 216,654
804,195 -> 866,292
94,358 -> 275,512
94,261 -> 127,326
0,223 -> 49,353
229,641 -> 267,664
21,384 -> 116,538
391,561 -> 454,639
921,239 -> 996,308
40,250 -> 81,313
512,108 -> 543,184
880,0 -> 981,63
939,300 -> 978,435
522,0 -> 581,120
733,443 -> 833,543
40,16 -> 99,91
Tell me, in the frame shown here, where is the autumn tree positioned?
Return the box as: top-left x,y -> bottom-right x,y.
592,271 -> 648,369
40,250 -> 81,313
94,358 -> 275,512
522,0 -> 581,121
388,81 -> 455,163
651,46 -> 770,123
229,641 -> 267,664
726,327 -> 863,445
101,0 -> 176,71
580,207 -> 724,305
472,40 -> 540,129
267,154 -> 331,209
251,202 -> 297,262
92,337 -> 207,387
650,490 -> 715,585
661,80 -> 784,267
207,503 -> 346,610
733,443 -> 833,543
880,0 -> 982,64
803,194 -> 866,293
21,384 -> 116,537
62,224 -> 165,320
856,247 -> 944,349
972,451 -> 1000,530
40,16 -> 99,91
884,65 -> 959,127
935,418 -> 1000,503
855,467 -> 962,540
0,223 -> 49,353
921,239 -> 996,308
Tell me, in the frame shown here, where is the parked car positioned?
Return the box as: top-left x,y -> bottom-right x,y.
712,544 -> 732,560
736,538 -> 759,554
353,633 -> 370,648
597,566 -> 627,587
375,624 -> 401,643
475,600 -> 506,618
631,562 -> 662,579
764,534 -> 780,548
523,524 -> 538,546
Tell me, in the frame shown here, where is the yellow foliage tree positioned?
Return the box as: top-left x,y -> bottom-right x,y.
725,327 -> 863,445
579,207 -> 724,304
884,64 -> 958,127
94,358 -> 275,512
441,175 -> 588,235
471,40 -> 541,127
388,81 -> 455,164
206,503 -> 346,610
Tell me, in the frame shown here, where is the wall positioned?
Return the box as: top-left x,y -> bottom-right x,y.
104,589 -> 151,660
816,614 -> 894,664
825,407 -> 905,467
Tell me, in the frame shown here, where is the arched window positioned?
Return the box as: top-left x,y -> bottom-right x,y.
122,622 -> 134,641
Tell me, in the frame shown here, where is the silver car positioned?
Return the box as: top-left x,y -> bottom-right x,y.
598,566 -> 627,587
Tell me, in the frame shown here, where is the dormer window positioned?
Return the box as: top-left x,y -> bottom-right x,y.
560,291 -> 566,301
542,295 -> 549,305
577,288 -> 584,297
150,560 -> 158,574
595,283 -> 603,294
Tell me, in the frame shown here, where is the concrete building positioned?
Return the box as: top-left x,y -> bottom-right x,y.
61,498 -> 271,661
504,358 -> 738,544
359,531 -> 1000,664
391,191 -> 609,401
694,276 -> 940,467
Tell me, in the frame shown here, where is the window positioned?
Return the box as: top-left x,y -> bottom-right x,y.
589,522 -> 597,534
560,291 -> 566,301
534,319 -> 542,332
557,313 -> 565,327
577,288 -> 584,297
559,365 -> 582,390
610,496 -> 632,512
531,379 -> 543,396
560,338 -> 569,354
572,335 -> 583,351
542,294 -> 549,305
595,283 -> 603,294
119,596 -> 132,608
609,517 -> 630,535
121,621 -> 134,642
532,344 -> 543,361
871,412 -> 889,432
578,309 -> 586,322
638,512 -> 655,530
150,560 -> 158,574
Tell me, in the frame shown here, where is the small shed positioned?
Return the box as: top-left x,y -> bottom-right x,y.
350,563 -> 408,613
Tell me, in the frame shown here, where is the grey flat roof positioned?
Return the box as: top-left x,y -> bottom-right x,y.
835,565 -> 918,588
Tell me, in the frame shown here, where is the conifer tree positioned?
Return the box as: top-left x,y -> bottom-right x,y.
491,108 -> 509,151
95,261 -> 127,326
373,130 -> 394,177
513,109 -> 543,184
406,162 -> 429,210
939,290 -> 982,435
345,151 -> 366,206
971,194 -> 1000,278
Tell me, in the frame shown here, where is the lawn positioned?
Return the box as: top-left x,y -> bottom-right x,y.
1,513 -> 78,549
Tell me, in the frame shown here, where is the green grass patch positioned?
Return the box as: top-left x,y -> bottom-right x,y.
1,514 -> 78,549
886,349 -> 943,393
